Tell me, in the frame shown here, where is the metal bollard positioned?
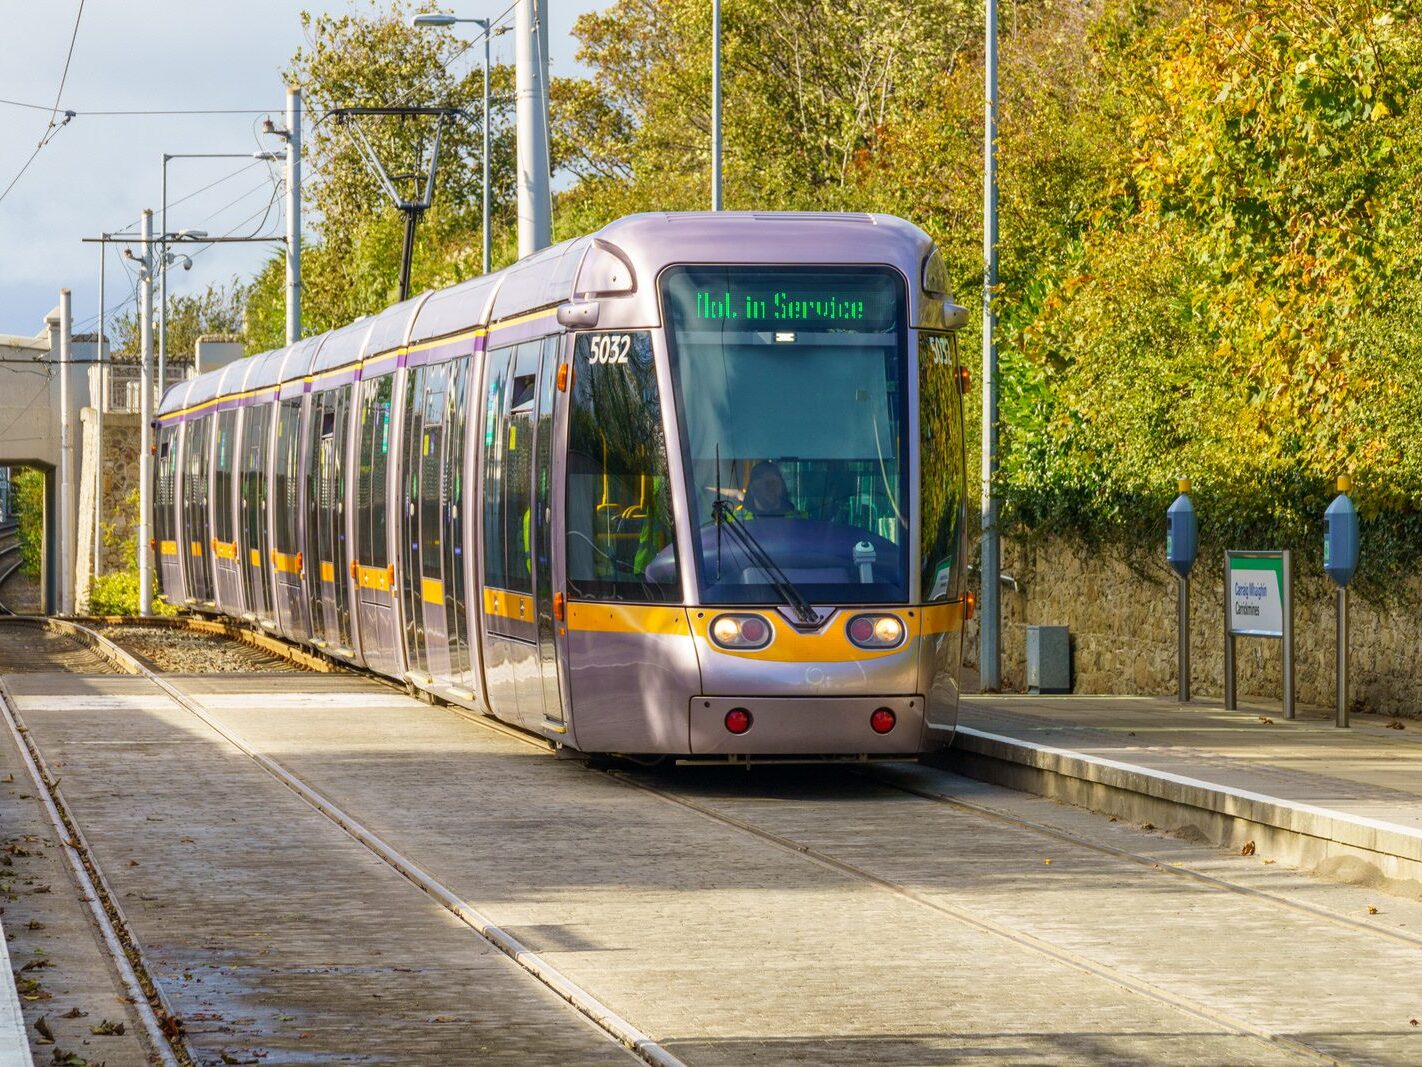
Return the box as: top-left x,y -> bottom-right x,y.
1324,476 -> 1359,727
1166,478 -> 1198,703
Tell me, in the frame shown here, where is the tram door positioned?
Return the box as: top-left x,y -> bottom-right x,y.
237,405 -> 273,625
307,385 -> 355,657
480,339 -> 565,732
531,336 -> 565,726
398,360 -> 475,690
353,375 -> 400,676
210,411 -> 242,612
270,398 -> 309,642
154,427 -> 184,599
180,415 -> 215,607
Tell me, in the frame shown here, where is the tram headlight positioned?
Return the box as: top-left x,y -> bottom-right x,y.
846,613 -> 906,650
709,614 -> 773,650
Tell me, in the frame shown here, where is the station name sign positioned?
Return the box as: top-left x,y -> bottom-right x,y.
1226,551 -> 1286,638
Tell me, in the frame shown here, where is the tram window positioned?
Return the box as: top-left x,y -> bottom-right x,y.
661,265 -> 909,604
565,331 -> 680,603
272,398 -> 303,553
920,334 -> 966,601
214,410 -> 236,545
482,344 -> 537,595
155,427 -> 177,543
357,375 -> 393,569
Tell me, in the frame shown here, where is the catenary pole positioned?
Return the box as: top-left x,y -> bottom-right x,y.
515,0 -> 551,257
138,210 -> 155,617
712,0 -> 722,210
159,158 -> 168,399
286,85 -> 302,345
979,0 -> 1002,691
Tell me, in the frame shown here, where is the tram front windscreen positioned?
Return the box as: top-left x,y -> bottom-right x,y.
660,264 -> 910,606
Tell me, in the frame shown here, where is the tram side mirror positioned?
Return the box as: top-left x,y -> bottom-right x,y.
557,300 -> 600,329
1166,479 -> 1197,579
1324,477 -> 1359,587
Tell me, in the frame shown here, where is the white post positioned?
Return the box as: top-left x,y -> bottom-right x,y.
979,0 -> 1002,691
514,0 -> 551,257
95,239 -> 106,577
138,210 -> 155,617
286,85 -> 302,345
711,0 -> 722,210
58,288 -> 74,615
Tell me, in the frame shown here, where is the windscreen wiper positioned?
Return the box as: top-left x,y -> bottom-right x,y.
712,499 -> 819,625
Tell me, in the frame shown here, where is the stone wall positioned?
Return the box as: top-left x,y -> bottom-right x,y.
963,537 -> 1422,717
75,410 -> 141,611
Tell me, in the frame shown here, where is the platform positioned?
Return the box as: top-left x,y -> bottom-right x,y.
948,694 -> 1422,892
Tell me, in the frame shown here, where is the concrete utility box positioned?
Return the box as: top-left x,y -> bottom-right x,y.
1026,625 -> 1071,694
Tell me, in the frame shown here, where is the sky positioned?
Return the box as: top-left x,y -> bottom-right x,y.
0,2 -> 609,340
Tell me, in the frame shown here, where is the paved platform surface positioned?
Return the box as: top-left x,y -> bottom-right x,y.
951,694 -> 1422,891
8,664 -> 1422,1063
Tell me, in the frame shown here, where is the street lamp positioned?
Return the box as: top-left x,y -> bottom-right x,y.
160,151 -> 285,395
412,12 -> 496,274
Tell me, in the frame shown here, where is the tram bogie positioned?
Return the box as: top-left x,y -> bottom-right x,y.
154,212 -> 969,759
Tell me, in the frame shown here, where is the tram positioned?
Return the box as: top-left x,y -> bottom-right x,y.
153,212 -> 970,759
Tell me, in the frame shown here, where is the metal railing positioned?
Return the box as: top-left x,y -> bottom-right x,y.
91,362 -> 195,414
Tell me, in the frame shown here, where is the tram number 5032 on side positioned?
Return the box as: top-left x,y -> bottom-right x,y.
587,334 -> 633,365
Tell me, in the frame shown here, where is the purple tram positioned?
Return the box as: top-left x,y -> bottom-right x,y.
153,212 -> 970,760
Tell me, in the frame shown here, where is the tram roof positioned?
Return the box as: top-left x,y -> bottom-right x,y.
157,211 -> 942,418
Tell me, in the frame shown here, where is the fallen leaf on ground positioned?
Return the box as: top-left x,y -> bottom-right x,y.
1258,717 -> 1274,725
1263,859 -> 1276,864
1386,720 -> 1405,730
90,1020 -> 125,1036
1043,858 -> 1052,865
27,920 -> 45,930
59,1008 -> 87,1019
34,1015 -> 54,1043
49,1050 -> 88,1066
21,958 -> 53,971
1142,822 -> 1155,831
1368,905 -> 1379,915
1240,841 -> 1256,856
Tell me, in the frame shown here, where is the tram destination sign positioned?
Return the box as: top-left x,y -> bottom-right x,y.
1226,551 -> 1287,638
663,266 -> 901,333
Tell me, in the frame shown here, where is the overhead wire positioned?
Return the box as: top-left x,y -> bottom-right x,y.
0,1 -> 86,207
44,0 -> 87,139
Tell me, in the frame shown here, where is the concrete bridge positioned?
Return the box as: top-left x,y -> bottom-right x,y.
0,295 -> 239,613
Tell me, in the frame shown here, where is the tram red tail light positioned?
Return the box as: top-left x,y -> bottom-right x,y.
846,614 -> 905,649
870,708 -> 897,734
725,708 -> 753,734
709,613 -> 773,650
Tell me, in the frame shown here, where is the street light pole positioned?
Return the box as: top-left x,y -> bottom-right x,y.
482,24 -> 492,273
286,85 -> 302,345
712,0 -> 722,210
980,0 -> 1002,691
411,14 -> 500,274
